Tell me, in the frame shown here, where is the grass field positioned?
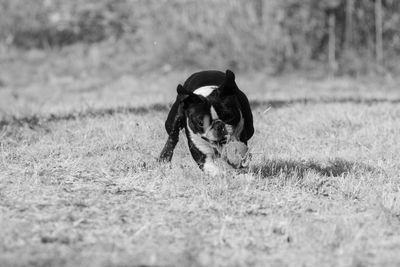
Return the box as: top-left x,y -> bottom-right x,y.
1,50 -> 400,267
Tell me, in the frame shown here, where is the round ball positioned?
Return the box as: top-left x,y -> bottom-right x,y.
222,141 -> 248,168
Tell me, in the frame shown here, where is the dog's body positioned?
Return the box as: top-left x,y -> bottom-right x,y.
159,70 -> 254,175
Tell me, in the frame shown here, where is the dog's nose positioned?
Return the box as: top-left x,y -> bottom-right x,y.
213,120 -> 227,135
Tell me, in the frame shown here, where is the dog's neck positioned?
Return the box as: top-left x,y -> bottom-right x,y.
193,85 -> 218,97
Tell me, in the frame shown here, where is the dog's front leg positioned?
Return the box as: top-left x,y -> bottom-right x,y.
159,100 -> 185,162
159,132 -> 179,162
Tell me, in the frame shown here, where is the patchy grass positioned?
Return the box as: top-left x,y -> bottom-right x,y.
1,63 -> 400,267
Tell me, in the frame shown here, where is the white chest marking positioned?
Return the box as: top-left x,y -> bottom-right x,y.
193,86 -> 218,97
203,159 -> 224,176
186,118 -> 214,156
186,119 -> 225,176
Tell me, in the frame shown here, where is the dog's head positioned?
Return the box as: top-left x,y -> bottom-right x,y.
178,70 -> 243,145
178,85 -> 228,144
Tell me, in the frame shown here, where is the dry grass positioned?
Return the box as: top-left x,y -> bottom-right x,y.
1,52 -> 400,266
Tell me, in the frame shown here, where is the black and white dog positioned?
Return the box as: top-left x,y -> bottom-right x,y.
159,70 -> 254,175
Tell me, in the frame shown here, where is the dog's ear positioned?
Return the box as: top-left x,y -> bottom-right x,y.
177,84 -> 189,96
225,69 -> 236,82
177,84 -> 193,101
177,84 -> 204,108
218,69 -> 237,96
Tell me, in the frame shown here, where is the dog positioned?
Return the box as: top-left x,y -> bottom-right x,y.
159,69 -> 254,175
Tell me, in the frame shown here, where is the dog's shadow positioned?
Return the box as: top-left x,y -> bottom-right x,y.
249,158 -> 380,179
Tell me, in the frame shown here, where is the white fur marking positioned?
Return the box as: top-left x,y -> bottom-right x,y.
187,118 -> 214,156
203,115 -> 211,131
226,110 -> 244,141
210,106 -> 219,120
193,86 -> 218,97
203,159 -> 224,176
187,119 -> 224,176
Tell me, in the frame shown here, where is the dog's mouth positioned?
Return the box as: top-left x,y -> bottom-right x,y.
187,116 -> 228,146
200,119 -> 228,145
201,135 -> 228,146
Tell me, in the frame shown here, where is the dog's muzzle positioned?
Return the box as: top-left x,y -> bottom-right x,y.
201,120 -> 228,144
213,120 -> 227,135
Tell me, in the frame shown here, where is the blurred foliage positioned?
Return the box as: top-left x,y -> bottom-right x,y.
0,0 -> 399,74
0,0 -> 134,48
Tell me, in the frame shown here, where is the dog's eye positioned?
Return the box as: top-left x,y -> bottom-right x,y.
221,113 -> 238,124
196,118 -> 204,127
222,116 -> 234,124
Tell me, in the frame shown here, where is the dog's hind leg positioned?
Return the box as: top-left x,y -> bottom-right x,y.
159,99 -> 184,162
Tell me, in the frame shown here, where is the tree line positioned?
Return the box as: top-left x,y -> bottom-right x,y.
268,0 -> 400,75
0,0 -> 399,75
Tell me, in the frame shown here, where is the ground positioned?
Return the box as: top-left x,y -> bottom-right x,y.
1,48 -> 400,267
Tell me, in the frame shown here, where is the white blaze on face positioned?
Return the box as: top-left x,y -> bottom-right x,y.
193,85 -> 220,134
210,106 -> 219,120
225,110 -> 244,142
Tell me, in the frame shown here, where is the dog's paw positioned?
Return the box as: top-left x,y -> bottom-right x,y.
203,161 -> 225,177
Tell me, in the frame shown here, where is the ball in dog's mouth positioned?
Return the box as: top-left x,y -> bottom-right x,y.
221,141 -> 249,168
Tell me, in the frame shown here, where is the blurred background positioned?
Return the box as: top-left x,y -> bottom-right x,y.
1,0 -> 399,78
